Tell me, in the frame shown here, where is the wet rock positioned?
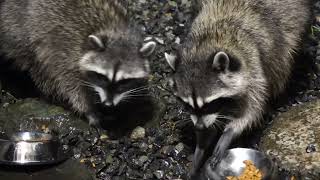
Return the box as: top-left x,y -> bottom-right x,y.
260,100 -> 320,178
130,126 -> 146,140
0,98 -> 89,136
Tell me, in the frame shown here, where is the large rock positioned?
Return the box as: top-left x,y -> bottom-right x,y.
0,98 -> 90,137
260,100 -> 320,178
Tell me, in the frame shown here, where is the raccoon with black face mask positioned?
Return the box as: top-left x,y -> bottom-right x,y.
165,0 -> 312,176
0,0 -> 156,127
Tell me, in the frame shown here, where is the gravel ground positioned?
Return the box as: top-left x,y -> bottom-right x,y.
0,0 -> 320,180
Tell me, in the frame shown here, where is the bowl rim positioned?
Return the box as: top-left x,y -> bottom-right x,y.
0,131 -> 57,142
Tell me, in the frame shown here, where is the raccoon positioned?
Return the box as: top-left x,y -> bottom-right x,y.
165,0 -> 312,176
0,0 -> 156,127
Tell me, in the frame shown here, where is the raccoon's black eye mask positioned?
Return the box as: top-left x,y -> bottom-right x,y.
112,78 -> 148,92
176,96 -> 236,116
85,71 -> 110,86
199,97 -> 234,114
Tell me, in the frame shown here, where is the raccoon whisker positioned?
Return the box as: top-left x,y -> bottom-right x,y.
217,115 -> 234,121
121,91 -> 150,98
122,94 -> 151,97
176,119 -> 190,123
80,82 -> 95,88
79,80 -> 94,85
119,90 -> 148,97
211,122 -> 222,131
215,118 -> 228,126
120,96 -> 147,102
118,95 -> 144,102
210,123 -> 218,132
127,85 -> 150,91
79,81 -> 97,89
122,87 -> 150,94
175,120 -> 192,127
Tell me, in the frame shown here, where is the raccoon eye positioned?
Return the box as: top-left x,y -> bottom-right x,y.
176,97 -> 195,113
86,71 -> 109,84
201,97 -> 233,114
183,103 -> 194,112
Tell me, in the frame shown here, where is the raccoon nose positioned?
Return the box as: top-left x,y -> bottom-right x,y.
104,100 -> 113,107
195,122 -> 205,131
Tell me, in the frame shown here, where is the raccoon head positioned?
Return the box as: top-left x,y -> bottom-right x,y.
79,33 -> 156,107
165,49 -> 248,130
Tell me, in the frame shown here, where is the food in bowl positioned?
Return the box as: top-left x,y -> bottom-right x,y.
226,160 -> 262,180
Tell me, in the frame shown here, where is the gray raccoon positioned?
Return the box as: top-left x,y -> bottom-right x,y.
0,0 -> 156,126
165,0 -> 312,175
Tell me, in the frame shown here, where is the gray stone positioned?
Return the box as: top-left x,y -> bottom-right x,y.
138,155 -> 148,164
260,100 -> 320,178
0,98 -> 89,136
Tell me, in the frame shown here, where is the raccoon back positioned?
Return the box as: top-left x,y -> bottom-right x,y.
190,0 -> 312,96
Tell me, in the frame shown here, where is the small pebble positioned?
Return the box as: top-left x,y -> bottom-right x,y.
154,170 -> 164,179
139,155 -> 148,164
130,126 -> 146,140
100,134 -> 109,140
155,37 -> 165,45
306,144 -> 317,153
174,143 -> 184,155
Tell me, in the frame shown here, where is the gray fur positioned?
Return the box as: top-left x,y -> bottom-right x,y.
166,0 -> 312,174
0,0 -> 155,126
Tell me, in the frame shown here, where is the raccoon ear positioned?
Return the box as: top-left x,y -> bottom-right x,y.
140,41 -> 156,57
88,35 -> 105,50
212,51 -> 230,72
165,52 -> 177,71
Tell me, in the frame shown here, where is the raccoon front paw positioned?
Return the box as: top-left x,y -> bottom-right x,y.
86,113 -> 102,128
210,128 -> 236,168
208,153 -> 223,169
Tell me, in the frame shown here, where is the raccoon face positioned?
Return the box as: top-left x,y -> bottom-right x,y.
79,34 -> 156,107
165,50 -> 247,129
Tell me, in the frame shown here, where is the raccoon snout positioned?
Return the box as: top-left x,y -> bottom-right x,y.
102,97 -> 114,107
195,122 -> 205,130
104,100 -> 113,107
191,115 -> 206,130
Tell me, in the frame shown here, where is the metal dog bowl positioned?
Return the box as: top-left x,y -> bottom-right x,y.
204,148 -> 279,180
0,132 -> 70,165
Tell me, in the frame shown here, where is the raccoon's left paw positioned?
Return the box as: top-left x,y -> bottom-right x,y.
86,112 -> 102,128
210,128 -> 235,168
208,151 -> 224,169
209,142 -> 227,168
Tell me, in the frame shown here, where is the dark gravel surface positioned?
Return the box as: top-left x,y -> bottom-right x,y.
1,0 -> 320,180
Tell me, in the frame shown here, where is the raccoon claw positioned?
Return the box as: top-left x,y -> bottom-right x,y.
210,143 -> 226,168
208,153 -> 223,169
190,129 -> 218,177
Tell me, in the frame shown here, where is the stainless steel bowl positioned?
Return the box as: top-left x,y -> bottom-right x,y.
204,148 -> 279,180
0,132 -> 70,165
